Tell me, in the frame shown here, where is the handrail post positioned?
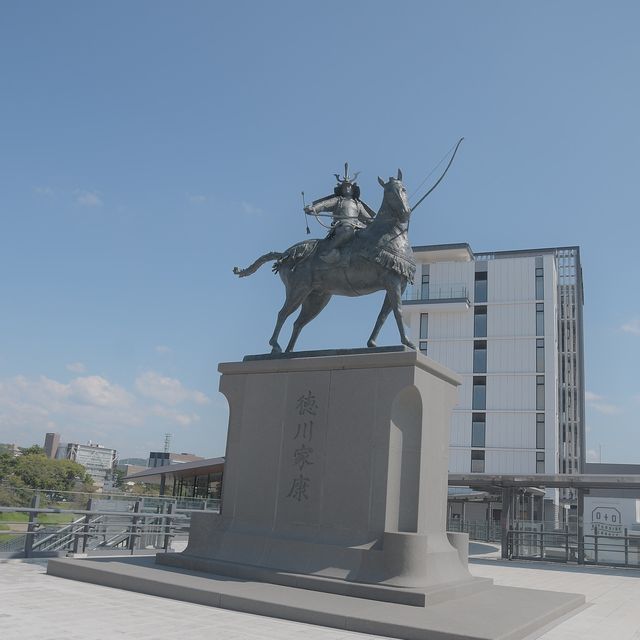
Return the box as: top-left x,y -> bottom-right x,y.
163,502 -> 175,552
539,530 -> 544,559
24,492 -> 40,558
577,488 -> 585,564
500,486 -> 513,559
82,498 -> 94,553
128,500 -> 141,555
624,528 -> 629,567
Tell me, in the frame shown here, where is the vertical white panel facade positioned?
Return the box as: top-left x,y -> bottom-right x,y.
403,244 -> 584,479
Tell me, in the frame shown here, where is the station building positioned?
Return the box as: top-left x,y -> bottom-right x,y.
403,244 -> 585,492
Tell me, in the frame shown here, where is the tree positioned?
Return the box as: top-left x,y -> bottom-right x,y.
19,445 -> 46,456
112,468 -> 126,488
3,454 -> 91,493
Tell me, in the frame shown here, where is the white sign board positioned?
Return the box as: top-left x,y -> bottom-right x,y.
584,497 -> 640,564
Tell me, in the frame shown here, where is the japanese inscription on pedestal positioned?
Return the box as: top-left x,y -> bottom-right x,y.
286,390 -> 318,502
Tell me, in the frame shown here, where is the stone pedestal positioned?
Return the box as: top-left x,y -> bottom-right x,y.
49,347 -> 585,640
159,347 -> 478,594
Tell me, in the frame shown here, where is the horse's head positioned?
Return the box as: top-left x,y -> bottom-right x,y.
377,169 -> 411,221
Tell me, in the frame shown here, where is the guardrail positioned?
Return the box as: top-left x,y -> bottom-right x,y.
403,284 -> 469,302
0,494 -> 219,558
507,526 -> 640,568
447,519 -> 501,542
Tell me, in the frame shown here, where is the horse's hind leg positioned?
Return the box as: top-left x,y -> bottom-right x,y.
269,287 -> 308,354
285,292 -> 332,353
368,293 -> 392,348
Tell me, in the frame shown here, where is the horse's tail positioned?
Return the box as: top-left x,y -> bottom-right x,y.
233,251 -> 284,278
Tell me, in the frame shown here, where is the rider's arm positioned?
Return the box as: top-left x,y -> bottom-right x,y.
307,196 -> 338,214
357,201 -> 374,224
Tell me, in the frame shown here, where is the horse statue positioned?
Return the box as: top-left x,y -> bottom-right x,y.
233,170 -> 416,354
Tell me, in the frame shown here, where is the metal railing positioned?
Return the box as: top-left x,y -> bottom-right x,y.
0,491 -> 219,558
447,519 -> 501,542
403,283 -> 469,303
507,526 -> 640,568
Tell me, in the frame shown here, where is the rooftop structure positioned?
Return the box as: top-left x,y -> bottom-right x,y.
147,451 -> 205,468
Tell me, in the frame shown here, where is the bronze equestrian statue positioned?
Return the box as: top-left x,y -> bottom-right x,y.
233,169 -> 418,354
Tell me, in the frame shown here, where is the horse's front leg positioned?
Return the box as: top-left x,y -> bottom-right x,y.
386,280 -> 415,350
367,294 -> 392,348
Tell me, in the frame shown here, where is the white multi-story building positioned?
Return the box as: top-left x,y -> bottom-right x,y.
56,442 -> 117,489
403,244 -> 584,479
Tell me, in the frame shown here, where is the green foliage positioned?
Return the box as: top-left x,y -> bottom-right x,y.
129,483 -> 161,496
112,468 -> 126,488
0,453 -> 94,505
19,445 -> 46,456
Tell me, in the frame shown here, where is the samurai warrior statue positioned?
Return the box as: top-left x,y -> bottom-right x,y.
304,163 -> 376,263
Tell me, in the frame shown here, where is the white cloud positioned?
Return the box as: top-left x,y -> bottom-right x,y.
151,405 -> 200,427
135,371 -> 210,406
69,376 -> 134,408
188,194 -> 207,205
621,318 -> 640,335
241,201 -> 262,215
590,403 -> 622,415
155,345 -> 171,355
34,186 -> 54,197
66,362 -> 86,373
585,390 -> 622,415
586,449 -> 599,462
76,190 -> 103,207
0,371 -> 212,450
0,374 -> 138,437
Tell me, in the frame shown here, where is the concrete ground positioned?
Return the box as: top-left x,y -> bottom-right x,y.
1,554 -> 639,640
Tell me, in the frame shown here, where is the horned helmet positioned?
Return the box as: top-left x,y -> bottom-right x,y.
333,162 -> 361,199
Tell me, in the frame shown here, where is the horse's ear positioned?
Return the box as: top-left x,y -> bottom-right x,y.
377,176 -> 385,187
397,168 -> 403,181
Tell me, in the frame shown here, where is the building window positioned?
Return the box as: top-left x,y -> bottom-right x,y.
536,413 -> 545,449
471,450 -> 485,473
536,375 -> 545,410
419,341 -> 427,355
536,451 -> 545,474
420,313 -> 428,339
473,340 -> 487,373
421,271 -> 430,300
472,376 -> 486,410
474,306 -> 487,338
536,338 -> 545,373
474,271 -> 488,303
535,267 -> 544,300
472,413 -> 486,447
536,303 -> 544,336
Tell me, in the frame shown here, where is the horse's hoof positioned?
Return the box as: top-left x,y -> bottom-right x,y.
270,344 -> 282,355
367,340 -> 377,348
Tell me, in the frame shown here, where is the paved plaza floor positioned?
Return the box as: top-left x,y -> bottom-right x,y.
1,555 -> 639,640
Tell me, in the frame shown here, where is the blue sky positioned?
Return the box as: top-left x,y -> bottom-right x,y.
1,1 -> 639,462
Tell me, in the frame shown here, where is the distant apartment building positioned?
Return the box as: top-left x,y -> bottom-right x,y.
44,433 -> 117,490
118,457 -> 148,467
147,451 -> 205,468
403,244 -> 585,481
44,432 -> 60,458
